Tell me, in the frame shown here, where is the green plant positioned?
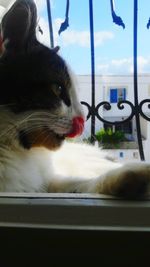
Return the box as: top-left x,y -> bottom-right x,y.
95,128 -> 125,148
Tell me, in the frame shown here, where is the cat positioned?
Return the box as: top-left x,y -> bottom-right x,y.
0,0 -> 149,198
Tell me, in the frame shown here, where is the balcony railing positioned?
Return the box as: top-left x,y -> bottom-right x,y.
46,0 -> 150,161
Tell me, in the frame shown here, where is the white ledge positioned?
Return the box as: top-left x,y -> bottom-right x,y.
0,193 -> 149,231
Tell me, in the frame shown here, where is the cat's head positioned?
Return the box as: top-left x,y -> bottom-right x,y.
0,0 -> 85,150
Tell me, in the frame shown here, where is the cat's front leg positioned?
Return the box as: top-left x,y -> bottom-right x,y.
95,163 -> 150,198
48,163 -> 150,198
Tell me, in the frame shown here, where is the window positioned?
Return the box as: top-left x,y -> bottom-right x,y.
104,120 -> 132,134
110,88 -> 126,103
115,121 -> 132,134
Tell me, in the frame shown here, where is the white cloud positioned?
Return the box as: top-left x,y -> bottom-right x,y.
60,30 -> 114,47
53,18 -> 114,48
97,56 -> 150,74
37,17 -> 114,49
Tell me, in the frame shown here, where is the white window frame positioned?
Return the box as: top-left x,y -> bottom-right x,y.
109,87 -> 127,103
0,192 -> 149,232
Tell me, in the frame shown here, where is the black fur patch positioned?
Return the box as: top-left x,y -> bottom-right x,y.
0,45 -> 71,113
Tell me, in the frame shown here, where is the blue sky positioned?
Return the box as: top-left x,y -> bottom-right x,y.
35,0 -> 150,75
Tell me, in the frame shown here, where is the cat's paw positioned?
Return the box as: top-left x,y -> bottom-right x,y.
96,163 -> 150,198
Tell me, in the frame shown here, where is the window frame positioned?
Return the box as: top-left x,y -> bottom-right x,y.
0,192 -> 149,232
109,87 -> 127,103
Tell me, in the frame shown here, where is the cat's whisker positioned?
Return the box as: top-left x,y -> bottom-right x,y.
0,124 -> 16,139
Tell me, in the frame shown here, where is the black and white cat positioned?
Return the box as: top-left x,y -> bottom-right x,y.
0,0 -> 149,197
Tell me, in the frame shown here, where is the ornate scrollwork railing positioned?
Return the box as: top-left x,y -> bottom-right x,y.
81,100 -> 135,125
82,98 -> 150,126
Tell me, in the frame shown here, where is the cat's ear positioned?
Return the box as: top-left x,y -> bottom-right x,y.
0,0 -> 37,54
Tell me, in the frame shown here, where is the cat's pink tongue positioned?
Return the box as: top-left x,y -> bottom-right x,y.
67,117 -> 85,138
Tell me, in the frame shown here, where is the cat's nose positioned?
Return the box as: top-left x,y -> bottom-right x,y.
67,116 -> 85,138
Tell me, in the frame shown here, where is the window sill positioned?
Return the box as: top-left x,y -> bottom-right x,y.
0,193 -> 149,231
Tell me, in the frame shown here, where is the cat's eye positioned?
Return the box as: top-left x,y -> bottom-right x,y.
51,84 -> 63,97
51,83 -> 71,106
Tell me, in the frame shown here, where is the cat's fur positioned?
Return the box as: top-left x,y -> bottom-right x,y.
0,0 -> 149,198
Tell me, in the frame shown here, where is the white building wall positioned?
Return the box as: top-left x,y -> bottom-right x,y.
104,149 -> 140,163
143,125 -> 150,162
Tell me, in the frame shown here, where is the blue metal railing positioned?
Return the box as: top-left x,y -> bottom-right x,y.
46,0 -> 150,161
